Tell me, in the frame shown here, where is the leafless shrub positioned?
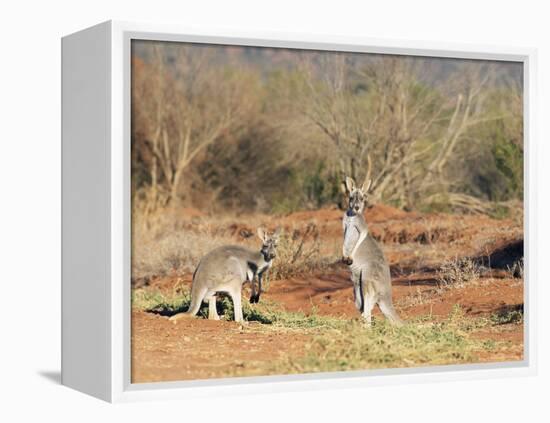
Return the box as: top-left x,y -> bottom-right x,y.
269,223 -> 329,281
437,257 -> 480,288
295,55 -> 502,210
507,258 -> 524,279
132,43 -> 260,207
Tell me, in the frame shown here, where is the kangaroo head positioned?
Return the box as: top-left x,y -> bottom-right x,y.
343,176 -> 372,216
257,227 -> 281,261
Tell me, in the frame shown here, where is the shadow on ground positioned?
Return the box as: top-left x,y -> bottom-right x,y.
37,370 -> 61,384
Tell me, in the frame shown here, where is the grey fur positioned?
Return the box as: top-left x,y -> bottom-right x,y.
342,178 -> 403,326
170,228 -> 279,323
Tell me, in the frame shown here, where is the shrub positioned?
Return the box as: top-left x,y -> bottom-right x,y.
491,304 -> 523,325
269,223 -> 330,281
437,257 -> 480,288
508,258 -> 524,279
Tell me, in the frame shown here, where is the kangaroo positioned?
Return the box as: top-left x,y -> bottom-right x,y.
169,228 -> 280,323
342,176 -> 403,326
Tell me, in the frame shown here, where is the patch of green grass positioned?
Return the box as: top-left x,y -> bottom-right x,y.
132,288 -> 278,323
217,295 -> 276,324
133,288 -> 510,373
490,305 -> 524,325
488,204 -> 511,220
132,289 -> 198,316
133,287 -> 368,330
271,313 -> 498,373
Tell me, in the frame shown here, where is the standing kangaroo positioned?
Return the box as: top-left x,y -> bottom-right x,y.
342,176 -> 403,326
170,228 -> 279,323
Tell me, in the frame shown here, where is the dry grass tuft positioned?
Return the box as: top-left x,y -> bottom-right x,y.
507,258 -> 524,279
132,229 -> 237,284
437,257 -> 480,289
269,223 -> 331,281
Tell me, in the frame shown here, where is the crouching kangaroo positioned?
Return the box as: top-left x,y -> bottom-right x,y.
170,228 -> 280,323
342,176 -> 403,326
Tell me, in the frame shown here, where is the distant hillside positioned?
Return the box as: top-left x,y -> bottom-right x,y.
132,39 -> 522,87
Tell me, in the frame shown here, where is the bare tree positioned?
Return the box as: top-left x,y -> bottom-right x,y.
296,54 -> 496,209
132,43 -> 520,214
132,43 -> 257,207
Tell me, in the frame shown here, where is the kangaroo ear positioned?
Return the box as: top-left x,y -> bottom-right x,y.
257,227 -> 267,242
272,226 -> 282,240
345,177 -> 356,193
362,179 -> 372,193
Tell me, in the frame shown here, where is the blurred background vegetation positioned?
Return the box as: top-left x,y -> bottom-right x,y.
131,41 -> 523,216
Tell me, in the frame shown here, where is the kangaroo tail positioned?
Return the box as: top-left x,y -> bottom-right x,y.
185,291 -> 204,316
379,298 -> 404,326
169,269 -> 205,321
185,272 -> 206,316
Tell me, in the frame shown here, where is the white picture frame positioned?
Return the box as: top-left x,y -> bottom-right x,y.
61,20 -> 537,403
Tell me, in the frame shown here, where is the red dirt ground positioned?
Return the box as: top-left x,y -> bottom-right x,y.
132,272 -> 523,383
132,311 -> 310,383
131,206 -> 524,383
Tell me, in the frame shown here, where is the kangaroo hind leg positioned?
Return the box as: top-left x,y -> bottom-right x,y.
362,292 -> 376,326
206,294 -> 220,320
229,287 -> 244,323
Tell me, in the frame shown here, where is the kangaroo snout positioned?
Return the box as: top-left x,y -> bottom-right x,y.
342,256 -> 353,265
